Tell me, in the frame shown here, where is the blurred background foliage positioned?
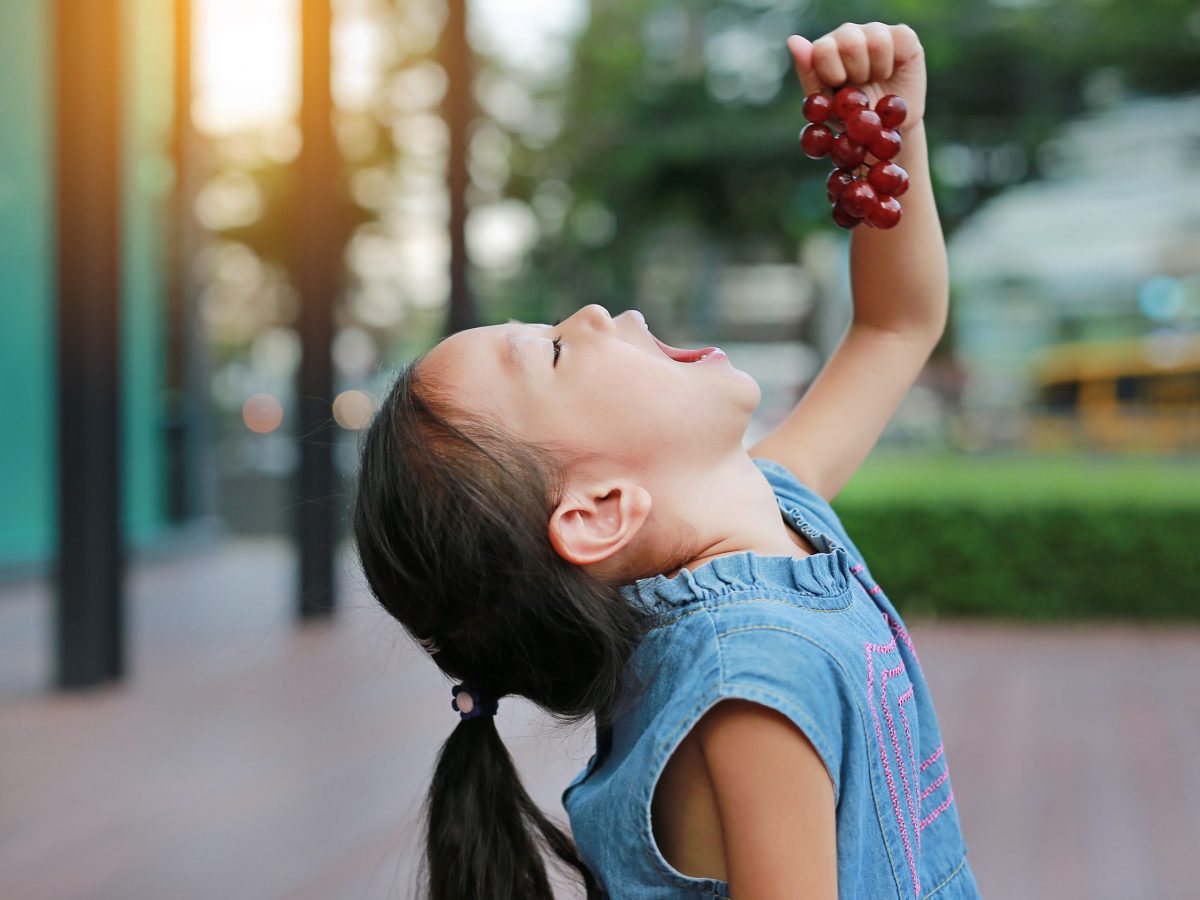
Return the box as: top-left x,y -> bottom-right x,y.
833,453 -> 1200,618
3,0 -> 1198,615
214,0 -> 1200,332
490,0 -> 1200,323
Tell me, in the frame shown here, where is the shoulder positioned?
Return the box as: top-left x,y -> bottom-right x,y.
711,621 -> 850,803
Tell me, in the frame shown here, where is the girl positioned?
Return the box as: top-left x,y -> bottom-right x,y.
352,21 -> 982,900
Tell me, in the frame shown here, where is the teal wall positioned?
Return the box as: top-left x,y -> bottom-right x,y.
0,0 -> 174,569
0,1 -> 53,567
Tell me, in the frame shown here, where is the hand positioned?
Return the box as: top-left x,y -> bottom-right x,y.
786,23 -> 926,136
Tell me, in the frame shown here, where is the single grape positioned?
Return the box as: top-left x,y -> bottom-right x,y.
845,108 -> 883,145
841,180 -> 878,219
866,194 -> 902,229
831,196 -> 864,229
866,162 -> 908,196
830,132 -> 867,169
867,128 -> 902,161
875,94 -> 907,130
800,123 -> 834,159
833,85 -> 869,122
826,168 -> 857,203
803,92 -> 833,124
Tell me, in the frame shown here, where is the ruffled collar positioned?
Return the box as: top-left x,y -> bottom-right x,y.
617,493 -> 853,617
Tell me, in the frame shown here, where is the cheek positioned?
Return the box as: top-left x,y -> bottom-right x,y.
599,360 -> 694,426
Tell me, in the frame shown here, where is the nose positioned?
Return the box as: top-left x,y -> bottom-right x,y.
577,304 -> 613,326
567,304 -> 646,342
575,304 -> 646,329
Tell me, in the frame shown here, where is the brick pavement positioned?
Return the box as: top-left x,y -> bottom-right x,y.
1,538 -> 1196,899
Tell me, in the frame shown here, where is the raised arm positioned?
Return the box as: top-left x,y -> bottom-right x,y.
749,24 -> 948,502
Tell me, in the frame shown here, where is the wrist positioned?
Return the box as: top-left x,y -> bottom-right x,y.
890,120 -> 927,170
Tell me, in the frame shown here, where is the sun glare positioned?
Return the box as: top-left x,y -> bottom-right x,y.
193,0 -> 299,135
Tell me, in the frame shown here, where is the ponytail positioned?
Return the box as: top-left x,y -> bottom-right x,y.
422,715 -> 603,900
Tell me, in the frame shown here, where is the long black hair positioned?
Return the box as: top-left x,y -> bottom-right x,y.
352,355 -> 689,899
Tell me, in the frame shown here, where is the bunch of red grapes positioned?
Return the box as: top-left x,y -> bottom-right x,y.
800,85 -> 909,230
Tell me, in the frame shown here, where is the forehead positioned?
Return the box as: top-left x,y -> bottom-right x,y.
420,324 -> 540,414
428,324 -> 518,375
429,322 -> 554,374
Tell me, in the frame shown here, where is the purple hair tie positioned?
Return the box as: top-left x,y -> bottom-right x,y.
451,683 -> 499,720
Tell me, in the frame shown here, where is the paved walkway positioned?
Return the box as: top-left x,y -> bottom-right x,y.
1,538 -> 1197,899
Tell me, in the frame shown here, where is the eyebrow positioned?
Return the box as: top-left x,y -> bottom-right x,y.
504,330 -> 527,376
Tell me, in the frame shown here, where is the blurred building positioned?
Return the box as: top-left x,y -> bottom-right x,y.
0,1 -> 195,575
948,92 -> 1200,451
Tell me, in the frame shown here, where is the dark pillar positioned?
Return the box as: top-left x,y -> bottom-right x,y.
53,0 -> 125,688
442,0 -> 475,335
294,0 -> 340,619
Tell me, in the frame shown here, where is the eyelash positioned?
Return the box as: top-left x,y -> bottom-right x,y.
551,318 -> 562,367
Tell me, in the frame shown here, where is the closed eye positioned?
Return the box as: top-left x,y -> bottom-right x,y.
550,317 -> 562,368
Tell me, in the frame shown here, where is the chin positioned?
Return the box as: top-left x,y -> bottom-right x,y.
736,371 -> 762,413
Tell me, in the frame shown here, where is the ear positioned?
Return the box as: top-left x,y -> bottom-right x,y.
547,479 -> 653,567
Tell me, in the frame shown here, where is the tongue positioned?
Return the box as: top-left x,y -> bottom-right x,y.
654,336 -> 714,362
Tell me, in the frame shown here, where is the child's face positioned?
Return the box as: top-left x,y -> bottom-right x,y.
418,304 -> 761,474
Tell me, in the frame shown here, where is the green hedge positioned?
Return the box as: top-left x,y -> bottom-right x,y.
831,453 -> 1200,621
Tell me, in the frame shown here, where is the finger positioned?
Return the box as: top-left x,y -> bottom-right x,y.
785,34 -> 824,97
862,22 -> 894,82
890,23 -> 924,67
810,35 -> 846,88
833,23 -> 870,85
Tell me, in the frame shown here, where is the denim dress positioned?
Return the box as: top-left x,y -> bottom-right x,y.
561,457 -> 982,899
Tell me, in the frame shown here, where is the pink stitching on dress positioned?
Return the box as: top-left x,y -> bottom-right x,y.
920,789 -> 955,831
881,662 -> 920,867
920,743 -> 944,772
853,556 -> 955,859
920,767 -> 949,802
897,685 -> 921,854
883,610 -> 925,674
866,637 -> 921,898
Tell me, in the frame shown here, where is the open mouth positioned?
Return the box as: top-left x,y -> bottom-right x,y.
651,334 -> 725,363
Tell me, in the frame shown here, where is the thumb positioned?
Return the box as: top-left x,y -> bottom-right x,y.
786,35 -> 824,98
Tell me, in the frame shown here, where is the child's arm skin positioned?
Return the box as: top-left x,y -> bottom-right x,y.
749,23 -> 948,503
695,699 -> 838,899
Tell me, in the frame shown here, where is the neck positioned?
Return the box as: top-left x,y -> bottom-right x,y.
614,452 -> 818,584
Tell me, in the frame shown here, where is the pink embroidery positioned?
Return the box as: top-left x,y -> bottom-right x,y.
855,557 -> 955,859
920,789 -> 955,831
883,610 -> 925,674
881,663 -> 920,863
897,685 -> 921,854
920,767 -> 949,802
920,743 -> 944,772
866,637 -> 921,898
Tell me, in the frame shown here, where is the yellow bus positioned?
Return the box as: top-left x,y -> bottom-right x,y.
1026,332 -> 1200,453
